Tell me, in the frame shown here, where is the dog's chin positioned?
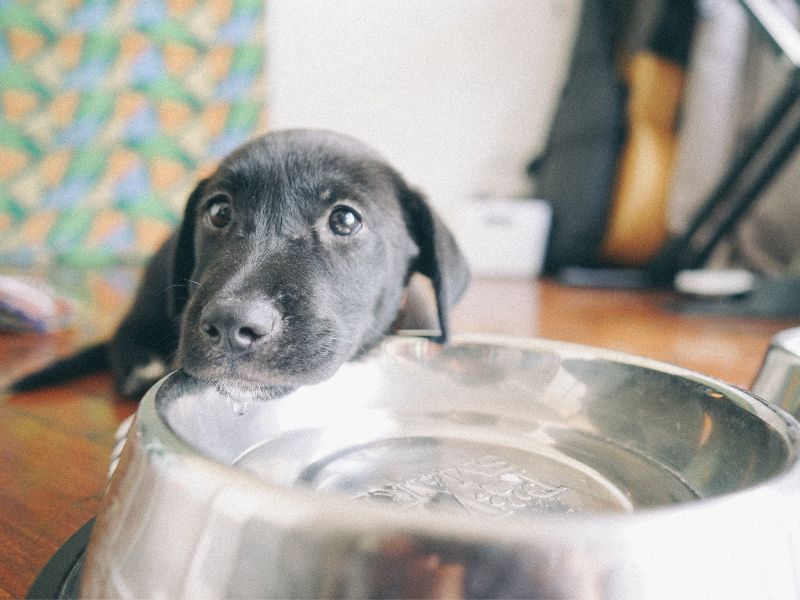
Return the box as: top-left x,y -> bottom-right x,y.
180,359 -> 342,404
211,378 -> 294,404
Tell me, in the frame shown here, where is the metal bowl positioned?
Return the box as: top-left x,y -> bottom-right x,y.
81,335 -> 800,598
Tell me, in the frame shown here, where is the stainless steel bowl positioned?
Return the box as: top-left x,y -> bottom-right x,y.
82,334 -> 800,598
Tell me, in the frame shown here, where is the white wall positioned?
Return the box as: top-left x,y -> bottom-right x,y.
266,0 -> 581,208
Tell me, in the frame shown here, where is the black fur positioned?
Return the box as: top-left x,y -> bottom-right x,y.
10,130 -> 469,399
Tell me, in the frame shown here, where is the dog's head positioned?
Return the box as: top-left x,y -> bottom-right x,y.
169,130 -> 469,397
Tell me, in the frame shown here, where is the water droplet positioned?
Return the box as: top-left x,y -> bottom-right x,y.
231,398 -> 251,416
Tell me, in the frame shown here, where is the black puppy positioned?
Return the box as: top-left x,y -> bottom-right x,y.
11,130 -> 469,400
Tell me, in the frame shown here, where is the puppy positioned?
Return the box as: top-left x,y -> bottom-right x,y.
11,130 -> 470,400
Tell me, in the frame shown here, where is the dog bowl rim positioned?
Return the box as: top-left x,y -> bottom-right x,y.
132,334 -> 800,541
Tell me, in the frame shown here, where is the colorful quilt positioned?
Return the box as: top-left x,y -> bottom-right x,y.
0,0 -> 266,266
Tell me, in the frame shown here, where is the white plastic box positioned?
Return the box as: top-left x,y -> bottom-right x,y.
445,198 -> 552,278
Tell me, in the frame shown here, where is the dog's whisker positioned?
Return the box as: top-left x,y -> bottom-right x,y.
165,349 -> 179,366
163,279 -> 201,293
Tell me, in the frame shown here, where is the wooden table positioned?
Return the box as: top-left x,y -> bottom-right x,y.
0,271 -> 795,599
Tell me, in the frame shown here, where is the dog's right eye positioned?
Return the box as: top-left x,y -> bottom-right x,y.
205,197 -> 233,229
328,205 -> 362,236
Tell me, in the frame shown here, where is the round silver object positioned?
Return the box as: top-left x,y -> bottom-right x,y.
82,335 -> 800,599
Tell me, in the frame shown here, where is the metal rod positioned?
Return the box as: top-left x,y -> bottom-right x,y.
679,79 -> 799,243
738,0 -> 800,68
647,78 -> 800,281
647,0 -> 800,281
691,105 -> 800,268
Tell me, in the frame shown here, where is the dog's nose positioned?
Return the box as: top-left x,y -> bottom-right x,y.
199,298 -> 279,353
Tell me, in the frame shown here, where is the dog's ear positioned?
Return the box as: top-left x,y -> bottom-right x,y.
167,178 -> 208,319
397,180 -> 470,343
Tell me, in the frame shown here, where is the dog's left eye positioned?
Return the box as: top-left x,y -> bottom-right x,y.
206,197 -> 233,229
329,205 -> 362,236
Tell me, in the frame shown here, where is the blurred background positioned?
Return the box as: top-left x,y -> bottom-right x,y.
1,0 -> 799,294
0,0 -> 266,266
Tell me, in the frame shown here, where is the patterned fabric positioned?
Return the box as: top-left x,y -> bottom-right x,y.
0,0 -> 266,266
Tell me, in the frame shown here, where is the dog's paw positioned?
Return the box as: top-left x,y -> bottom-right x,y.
120,358 -> 168,398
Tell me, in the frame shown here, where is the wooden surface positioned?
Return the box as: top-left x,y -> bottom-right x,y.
0,271 -> 796,599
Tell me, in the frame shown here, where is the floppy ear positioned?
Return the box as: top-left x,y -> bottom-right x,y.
167,178 -> 208,319
397,180 -> 470,343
